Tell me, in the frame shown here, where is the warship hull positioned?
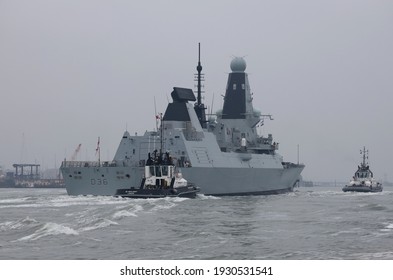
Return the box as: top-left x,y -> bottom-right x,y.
181,166 -> 302,196
62,164 -> 303,196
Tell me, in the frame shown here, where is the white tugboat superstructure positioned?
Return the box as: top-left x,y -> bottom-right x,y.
343,147 -> 382,193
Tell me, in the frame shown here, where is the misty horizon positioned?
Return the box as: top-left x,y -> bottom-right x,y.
1,0 -> 392,183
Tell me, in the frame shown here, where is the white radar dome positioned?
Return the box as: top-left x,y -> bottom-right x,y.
230,57 -> 247,72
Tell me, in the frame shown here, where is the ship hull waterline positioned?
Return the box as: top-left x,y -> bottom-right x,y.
62,165 -> 304,196
342,186 -> 383,193
115,185 -> 199,199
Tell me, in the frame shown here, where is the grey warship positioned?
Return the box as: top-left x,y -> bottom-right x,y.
61,47 -> 304,196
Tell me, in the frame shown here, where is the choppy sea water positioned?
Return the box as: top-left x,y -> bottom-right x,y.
1,186 -> 393,260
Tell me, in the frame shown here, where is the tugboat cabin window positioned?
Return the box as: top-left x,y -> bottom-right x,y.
149,166 -> 163,177
357,172 -> 368,178
155,166 -> 162,177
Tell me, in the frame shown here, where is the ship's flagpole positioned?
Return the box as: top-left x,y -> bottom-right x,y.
96,137 -> 100,166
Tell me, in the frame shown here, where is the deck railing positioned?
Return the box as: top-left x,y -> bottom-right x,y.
61,161 -> 116,168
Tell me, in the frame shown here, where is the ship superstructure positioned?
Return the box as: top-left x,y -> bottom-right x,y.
61,48 -> 304,196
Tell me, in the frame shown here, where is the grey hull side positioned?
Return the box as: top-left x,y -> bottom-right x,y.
62,165 -> 303,196
62,166 -> 142,196
182,166 -> 303,195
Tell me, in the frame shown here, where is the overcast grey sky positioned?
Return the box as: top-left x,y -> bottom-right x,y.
1,0 -> 392,182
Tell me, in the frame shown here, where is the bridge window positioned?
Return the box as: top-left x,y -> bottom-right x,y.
155,166 -> 162,177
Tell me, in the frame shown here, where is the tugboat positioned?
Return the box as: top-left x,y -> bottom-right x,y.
116,115 -> 200,199
115,150 -> 199,198
342,147 -> 382,193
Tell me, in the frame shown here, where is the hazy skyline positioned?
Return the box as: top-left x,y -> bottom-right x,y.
1,0 -> 392,182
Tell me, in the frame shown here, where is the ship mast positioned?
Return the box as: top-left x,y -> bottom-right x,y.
197,43 -> 202,105
360,146 -> 368,167
160,113 -> 163,155
194,43 -> 207,128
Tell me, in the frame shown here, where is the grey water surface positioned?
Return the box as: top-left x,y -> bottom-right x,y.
1,186 -> 393,259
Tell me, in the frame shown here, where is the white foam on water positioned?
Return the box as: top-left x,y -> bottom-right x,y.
0,195 -> 129,209
386,223 -> 393,229
0,197 -> 31,204
112,204 -> 144,219
16,222 -> 79,241
167,196 -> 190,202
197,194 -> 221,200
330,229 -> 359,236
353,251 -> 393,259
148,201 -> 177,212
380,223 -> 393,232
0,203 -> 44,209
48,195 -> 130,207
305,190 -> 344,197
0,216 -> 38,232
79,218 -> 118,232
112,210 -> 138,218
